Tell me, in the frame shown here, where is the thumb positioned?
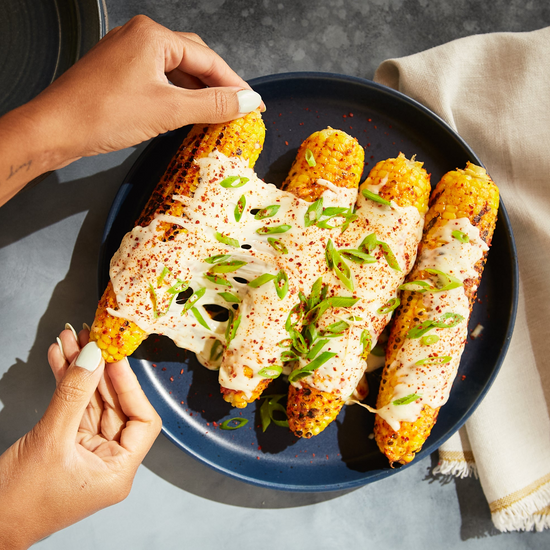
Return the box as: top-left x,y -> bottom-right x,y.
164,86 -> 264,127
41,341 -> 105,439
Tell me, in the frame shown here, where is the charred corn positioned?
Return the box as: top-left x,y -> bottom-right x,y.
90,112 -> 266,362
287,153 -> 431,438
374,162 -> 499,465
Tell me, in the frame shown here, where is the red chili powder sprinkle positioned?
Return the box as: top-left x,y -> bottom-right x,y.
169,376 -> 174,382
162,367 -> 167,371
285,141 -> 289,146
180,369 -> 184,375
152,363 -> 157,368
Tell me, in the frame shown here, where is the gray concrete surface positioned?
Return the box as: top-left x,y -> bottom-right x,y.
1,0 -> 550,548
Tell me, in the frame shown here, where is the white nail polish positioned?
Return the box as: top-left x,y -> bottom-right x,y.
83,322 -> 91,332
237,89 -> 262,113
56,337 -> 66,361
75,341 -> 102,372
65,323 -> 78,341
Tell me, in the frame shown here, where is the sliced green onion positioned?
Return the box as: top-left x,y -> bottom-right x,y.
322,207 -> 349,217
307,277 -> 324,311
305,148 -> 316,167
377,297 -> 400,315
304,198 -> 323,228
248,273 -> 276,288
275,270 -> 289,300
327,240 -> 354,292
415,356 -> 452,366
256,224 -> 292,235
209,260 -> 247,273
340,249 -> 377,264
219,176 -> 249,188
399,280 -> 435,292
426,269 -> 462,291
254,205 -> 280,220
267,237 -> 288,254
148,284 -> 161,318
379,242 -> 401,271
322,320 -> 350,336
225,309 -> 242,346
214,232 -> 239,248
362,188 -> 392,206
288,351 -> 337,383
305,295 -> 360,325
340,212 -> 358,233
360,330 -> 373,359
258,365 -> 283,379
218,292 -> 241,303
204,273 -> 232,287
234,195 -> 246,222
421,334 -> 440,346
452,230 -> 470,243
288,327 -> 308,355
359,233 -> 379,254
393,393 -> 421,406
220,417 -> 248,430
182,287 -> 206,313
407,312 -> 465,339
281,350 -> 299,362
156,266 -> 171,287
285,302 -> 305,332
260,394 -> 288,432
209,340 -> 224,361
306,338 -> 329,360
168,278 -> 189,295
277,338 -> 293,348
190,307 -> 210,330
325,239 -> 335,270
204,254 -> 232,264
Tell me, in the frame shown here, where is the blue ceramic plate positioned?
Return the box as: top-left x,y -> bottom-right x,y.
99,73 -> 518,491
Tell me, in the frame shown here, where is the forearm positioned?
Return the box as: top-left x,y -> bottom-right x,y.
0,100 -> 77,207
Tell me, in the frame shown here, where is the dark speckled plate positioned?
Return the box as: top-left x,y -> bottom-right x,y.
0,0 -> 108,117
99,73 -> 518,491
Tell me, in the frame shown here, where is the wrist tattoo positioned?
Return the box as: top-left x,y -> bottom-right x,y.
7,160 -> 32,180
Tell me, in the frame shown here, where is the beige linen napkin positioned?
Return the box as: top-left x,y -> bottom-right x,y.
374,27 -> 550,532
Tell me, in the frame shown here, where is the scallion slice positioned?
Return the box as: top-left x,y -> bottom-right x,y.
209,340 -> 224,362
258,365 -> 283,379
256,224 -> 292,235
340,249 -> 377,264
425,269 -> 462,291
204,273 -> 232,287
275,270 -> 289,299
219,176 -> 249,188
406,312 -> 465,339
156,266 -> 171,287
306,338 -> 329,360
415,356 -> 452,366
214,232 -> 239,248
421,335 -> 440,346
218,292 -> 241,303
209,260 -> 247,273
204,254 -> 232,264
190,307 -> 210,330
362,188 -> 392,206
305,148 -> 316,167
304,198 -> 323,228
234,195 -> 246,222
248,273 -> 276,288
182,287 -> 206,313
267,237 -> 288,254
220,417 -> 248,430
322,320 -> 350,336
288,351 -> 337,383
377,297 -> 400,315
393,393 -> 421,406
254,205 -> 280,220
452,230 -> 470,243
360,329 -> 372,359
260,394 -> 288,432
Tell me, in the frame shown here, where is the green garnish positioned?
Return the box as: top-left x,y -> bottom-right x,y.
406,312 -> 465,339
204,273 -> 232,287
415,356 -> 452,366
256,224 -> 292,235
267,237 -> 289,254
452,230 -> 470,243
214,232 -> 239,248
258,365 -> 283,379
340,249 -> 377,264
209,260 -> 247,273
254,205 -> 280,220
305,148 -> 316,167
219,176 -> 249,188
304,295 -> 360,325
277,338 -> 293,348
288,351 -> 337,383
275,270 -> 289,299
426,269 -> 462,291
322,320 -> 350,336
362,188 -> 392,206
306,338 -> 329,360
220,417 -> 248,430
190,307 -> 210,330
151,268 -> 189,316
156,266 -> 171,287
360,233 -> 401,271
360,329 -> 372,359
393,394 -> 421,406
377,297 -> 400,315
218,292 -> 241,303
209,340 -> 224,362
234,195 -> 246,222
325,239 -> 354,291
182,287 -> 206,313
248,273 -> 276,288
204,254 -> 232,264
225,309 -> 242,346
421,335 -> 440,345
304,198 -> 323,227
260,394 -> 288,432
398,280 -> 435,292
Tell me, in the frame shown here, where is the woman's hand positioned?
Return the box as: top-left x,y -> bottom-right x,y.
0,326 -> 162,549
0,15 -> 263,205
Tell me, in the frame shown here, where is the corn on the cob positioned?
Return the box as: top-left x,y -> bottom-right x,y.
90,112 -> 266,362
374,162 -> 499,465
287,153 -> 431,438
221,127 -> 365,408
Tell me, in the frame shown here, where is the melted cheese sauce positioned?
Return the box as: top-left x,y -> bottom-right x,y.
375,218 -> 489,431
109,152 -> 424,399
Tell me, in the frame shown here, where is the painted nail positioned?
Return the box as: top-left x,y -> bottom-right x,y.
237,89 -> 262,113
56,337 -> 67,361
83,322 -> 91,332
65,323 -> 78,341
75,341 -> 103,372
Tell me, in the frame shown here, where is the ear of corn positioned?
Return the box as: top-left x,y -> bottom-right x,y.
221,127 -> 365,408
90,112 -> 266,363
374,162 -> 499,465
286,153 -> 431,439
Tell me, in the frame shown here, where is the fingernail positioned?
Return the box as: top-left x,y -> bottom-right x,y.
56,337 -> 67,361
65,323 -> 78,341
83,322 -> 91,332
237,89 -> 262,113
75,341 -> 103,372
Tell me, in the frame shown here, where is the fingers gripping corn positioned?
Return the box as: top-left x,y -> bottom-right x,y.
90,112 -> 266,362
373,163 -> 499,465
286,153 -> 431,438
